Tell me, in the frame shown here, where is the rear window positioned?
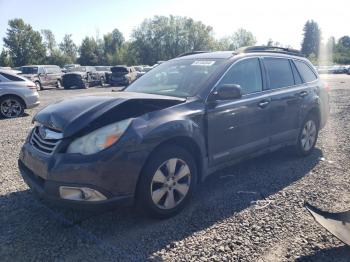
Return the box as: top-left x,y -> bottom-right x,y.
264,58 -> 295,89
0,72 -> 25,81
294,60 -> 317,83
111,67 -> 129,73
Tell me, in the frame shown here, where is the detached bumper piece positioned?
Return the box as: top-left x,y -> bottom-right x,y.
305,202 -> 350,246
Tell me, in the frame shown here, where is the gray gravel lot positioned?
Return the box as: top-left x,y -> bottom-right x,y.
1,76 -> 350,261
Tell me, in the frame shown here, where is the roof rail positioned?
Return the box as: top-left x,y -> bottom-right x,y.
176,51 -> 210,58
237,46 -> 304,57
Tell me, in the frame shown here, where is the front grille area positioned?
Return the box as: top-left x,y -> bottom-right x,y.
30,126 -> 61,154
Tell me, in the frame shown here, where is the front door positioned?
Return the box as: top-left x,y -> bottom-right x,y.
207,57 -> 271,165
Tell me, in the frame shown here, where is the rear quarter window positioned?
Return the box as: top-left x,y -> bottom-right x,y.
264,58 -> 295,89
294,60 -> 317,83
0,72 -> 25,81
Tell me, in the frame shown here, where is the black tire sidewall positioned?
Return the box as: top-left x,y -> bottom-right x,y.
296,114 -> 319,156
35,81 -> 42,91
137,145 -> 197,218
56,80 -> 62,88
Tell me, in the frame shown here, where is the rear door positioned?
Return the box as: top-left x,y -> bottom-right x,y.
45,66 -> 56,85
207,57 -> 271,165
262,57 -> 305,145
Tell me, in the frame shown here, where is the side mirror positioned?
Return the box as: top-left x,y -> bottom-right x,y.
210,84 -> 242,101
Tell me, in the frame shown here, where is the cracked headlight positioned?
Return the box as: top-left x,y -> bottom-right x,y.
67,118 -> 132,155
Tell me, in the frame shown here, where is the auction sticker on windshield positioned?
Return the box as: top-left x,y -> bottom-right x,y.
191,60 -> 215,66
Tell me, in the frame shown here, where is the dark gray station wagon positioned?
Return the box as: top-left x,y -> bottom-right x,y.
19,46 -> 329,218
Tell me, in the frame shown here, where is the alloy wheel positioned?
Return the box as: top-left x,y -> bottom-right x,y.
0,98 -> 23,118
301,120 -> 317,151
150,158 -> 191,210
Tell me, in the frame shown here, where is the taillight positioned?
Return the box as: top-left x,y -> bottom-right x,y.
27,84 -> 37,90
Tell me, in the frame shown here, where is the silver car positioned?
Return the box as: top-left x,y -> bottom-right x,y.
0,70 -> 40,118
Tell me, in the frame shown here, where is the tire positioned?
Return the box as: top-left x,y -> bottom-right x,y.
293,113 -> 319,156
136,145 -> 197,218
0,96 -> 25,118
100,77 -> 105,87
35,81 -> 42,91
56,79 -> 62,89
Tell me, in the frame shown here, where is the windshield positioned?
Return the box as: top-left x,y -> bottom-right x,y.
125,58 -> 225,97
21,67 -> 38,74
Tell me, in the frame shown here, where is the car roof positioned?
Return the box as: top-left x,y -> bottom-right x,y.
22,65 -> 59,67
174,46 -> 307,61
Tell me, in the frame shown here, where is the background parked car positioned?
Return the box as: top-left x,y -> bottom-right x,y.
134,65 -> 147,78
62,64 -> 80,73
62,66 -> 102,89
94,66 -> 111,86
0,70 -> 39,118
107,66 -> 137,86
19,65 -> 63,90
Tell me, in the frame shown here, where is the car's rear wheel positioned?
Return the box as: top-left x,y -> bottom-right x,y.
294,113 -> 319,156
137,145 -> 197,218
100,77 -> 105,87
0,96 -> 25,118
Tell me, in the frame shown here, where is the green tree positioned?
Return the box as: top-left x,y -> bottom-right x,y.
267,38 -> 281,47
3,18 -> 46,66
41,29 -> 56,56
131,15 -> 215,65
103,29 -> 125,65
214,29 -> 256,51
338,36 -> 350,49
0,49 -> 13,67
326,37 -> 336,53
301,20 -> 321,57
78,37 -> 99,65
230,28 -> 257,49
59,34 -> 78,64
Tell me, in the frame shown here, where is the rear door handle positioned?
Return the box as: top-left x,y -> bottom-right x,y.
258,99 -> 270,108
297,90 -> 308,97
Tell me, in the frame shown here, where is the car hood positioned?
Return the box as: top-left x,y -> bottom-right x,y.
34,92 -> 185,137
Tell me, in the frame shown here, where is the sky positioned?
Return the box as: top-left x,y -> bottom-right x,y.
0,0 -> 349,50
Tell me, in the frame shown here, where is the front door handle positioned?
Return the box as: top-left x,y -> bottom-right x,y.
258,99 -> 270,108
297,90 -> 308,97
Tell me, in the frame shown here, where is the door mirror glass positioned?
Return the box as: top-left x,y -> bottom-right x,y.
212,84 -> 242,101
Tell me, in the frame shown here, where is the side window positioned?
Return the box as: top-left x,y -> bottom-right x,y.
0,72 -> 25,81
38,67 -> 45,74
219,58 -> 263,95
46,67 -> 53,74
294,60 -> 317,83
264,58 -> 294,89
290,61 -> 303,85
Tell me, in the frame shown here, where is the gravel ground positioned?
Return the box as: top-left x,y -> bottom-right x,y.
1,76 -> 350,261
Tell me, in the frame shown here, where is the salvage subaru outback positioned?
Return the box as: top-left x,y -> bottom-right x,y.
19,46 -> 329,218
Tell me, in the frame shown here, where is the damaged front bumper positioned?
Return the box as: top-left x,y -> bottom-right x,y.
305,202 -> 350,246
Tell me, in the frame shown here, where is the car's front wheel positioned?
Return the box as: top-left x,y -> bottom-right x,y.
56,79 -> 62,88
137,145 -> 197,218
294,113 -> 319,156
35,81 -> 42,91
